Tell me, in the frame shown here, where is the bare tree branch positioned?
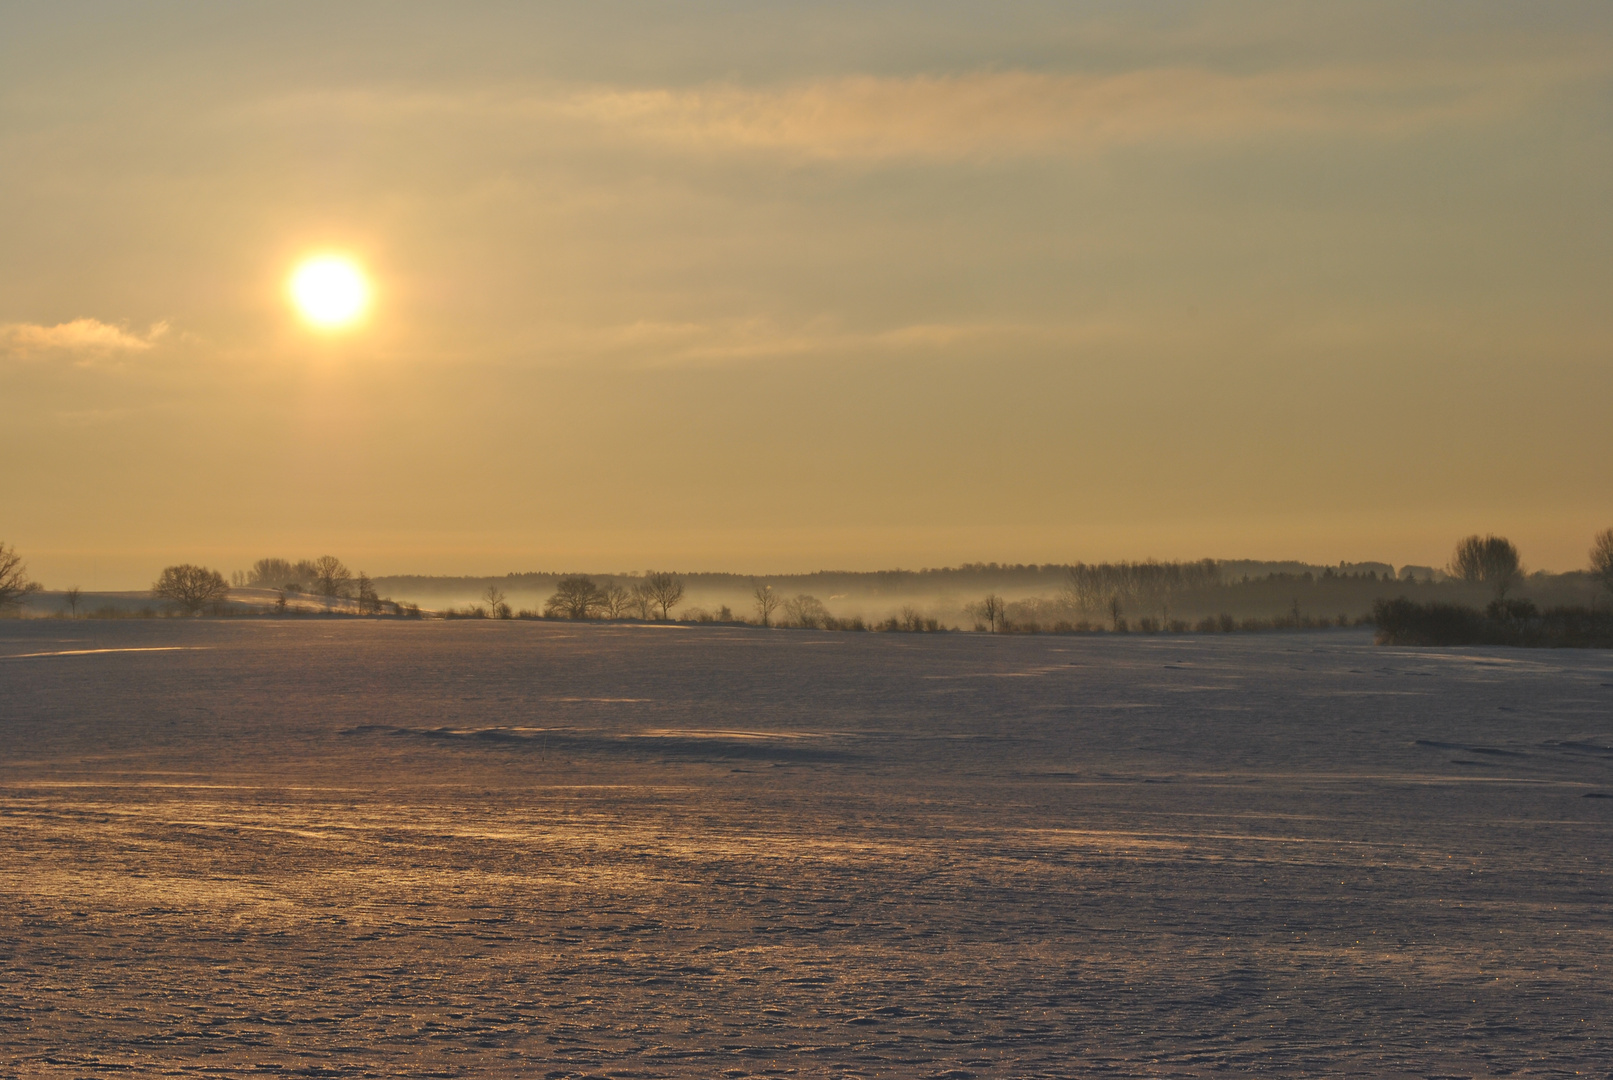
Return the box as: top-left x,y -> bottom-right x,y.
0,541 -> 41,612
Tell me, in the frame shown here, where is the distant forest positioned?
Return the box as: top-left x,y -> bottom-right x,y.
8,531 -> 1611,637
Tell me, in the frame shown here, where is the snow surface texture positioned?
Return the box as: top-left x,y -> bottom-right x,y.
1,621 -> 1609,1078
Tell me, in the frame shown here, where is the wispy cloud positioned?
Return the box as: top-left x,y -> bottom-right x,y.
559,59 -> 1601,159
1,318 -> 168,362
515,304 -> 1613,370
521,316 -> 1136,368
238,47 -> 1606,165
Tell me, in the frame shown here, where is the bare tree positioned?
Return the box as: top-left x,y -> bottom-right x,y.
545,575 -> 603,620
153,564 -> 230,615
643,572 -> 685,620
1591,528 -> 1613,600
629,582 -> 655,620
356,573 -> 382,615
783,594 -> 828,629
248,558 -> 298,588
0,542 -> 41,613
63,586 -> 82,618
599,583 -> 633,619
310,555 -> 352,607
1449,535 -> 1522,600
1107,594 -> 1124,633
977,593 -> 1005,633
479,582 -> 511,619
753,583 -> 781,627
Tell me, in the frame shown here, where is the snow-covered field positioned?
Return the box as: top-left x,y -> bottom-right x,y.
2,620 -> 1609,1077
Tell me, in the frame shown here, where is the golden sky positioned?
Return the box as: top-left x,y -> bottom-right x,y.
3,2 -> 1610,587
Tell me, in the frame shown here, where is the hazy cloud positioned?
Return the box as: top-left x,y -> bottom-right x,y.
1,319 -> 168,362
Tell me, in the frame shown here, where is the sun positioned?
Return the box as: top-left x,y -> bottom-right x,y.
288,255 -> 371,329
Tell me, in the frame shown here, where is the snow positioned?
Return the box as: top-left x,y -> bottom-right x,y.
1,620 -> 1609,1076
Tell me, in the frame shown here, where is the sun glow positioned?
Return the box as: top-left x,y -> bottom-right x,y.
288,255 -> 371,329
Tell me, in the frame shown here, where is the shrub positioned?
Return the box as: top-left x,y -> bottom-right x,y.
1373,596 -> 1613,648
1486,598 -> 1538,621
1537,607 -> 1613,647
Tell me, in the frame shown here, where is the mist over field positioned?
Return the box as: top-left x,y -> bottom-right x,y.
364,560 -> 1610,626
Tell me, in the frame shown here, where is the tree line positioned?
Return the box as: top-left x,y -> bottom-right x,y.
1035,533 -> 1613,632
1372,533 -> 1613,648
5,531 -> 1613,627
449,574 -> 925,631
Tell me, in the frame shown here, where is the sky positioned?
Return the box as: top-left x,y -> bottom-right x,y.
2,1 -> 1610,588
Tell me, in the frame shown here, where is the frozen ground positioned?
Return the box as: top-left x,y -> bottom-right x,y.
1,620 -> 1609,1078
